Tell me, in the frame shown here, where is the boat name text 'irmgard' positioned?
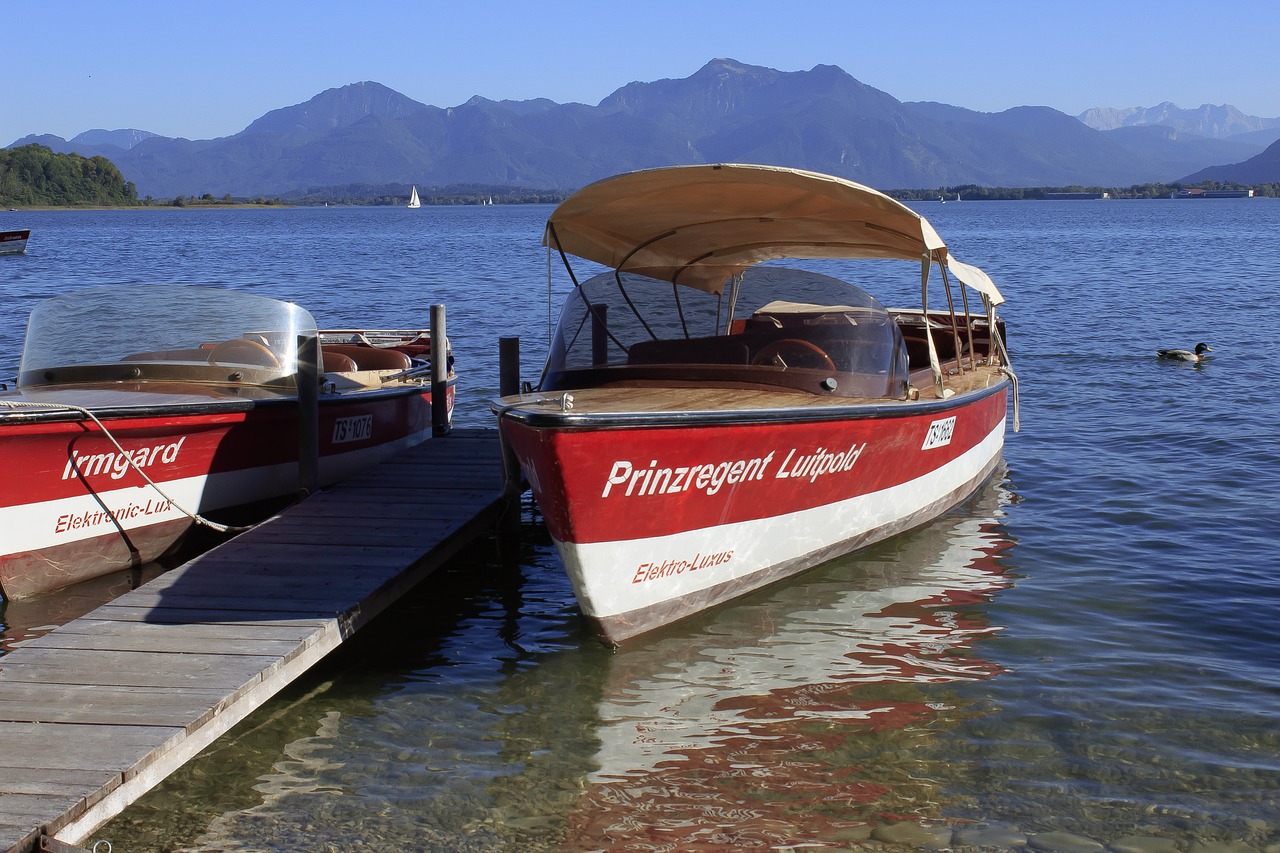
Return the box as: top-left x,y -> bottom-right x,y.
601,441 -> 867,498
61,436 -> 187,481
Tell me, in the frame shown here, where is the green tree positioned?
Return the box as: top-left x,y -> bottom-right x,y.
0,144 -> 139,206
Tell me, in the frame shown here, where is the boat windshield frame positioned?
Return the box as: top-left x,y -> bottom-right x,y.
540,267 -> 912,400
18,284 -> 317,389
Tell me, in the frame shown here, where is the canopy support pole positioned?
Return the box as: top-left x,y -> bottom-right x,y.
921,256 -> 946,398
725,273 -> 743,336
546,221 -> 633,356
956,268 -> 977,369
938,262 -> 965,374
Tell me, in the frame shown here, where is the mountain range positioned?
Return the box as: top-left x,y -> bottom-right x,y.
9,58 -> 1280,198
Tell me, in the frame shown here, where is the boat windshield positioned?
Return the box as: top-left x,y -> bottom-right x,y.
542,267 -> 909,399
19,285 -> 317,388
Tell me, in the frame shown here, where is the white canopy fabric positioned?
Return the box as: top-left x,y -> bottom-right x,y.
945,256 -> 1005,306
544,163 -> 1003,304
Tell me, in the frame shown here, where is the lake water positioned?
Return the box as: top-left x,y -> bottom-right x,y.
1,200 -> 1278,852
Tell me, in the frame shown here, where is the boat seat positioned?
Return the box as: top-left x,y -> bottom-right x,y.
627,336 -> 750,366
321,350 -> 359,372
322,343 -> 414,371
122,348 -> 215,362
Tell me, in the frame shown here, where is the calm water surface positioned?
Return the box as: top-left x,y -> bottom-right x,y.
1,201 -> 1277,852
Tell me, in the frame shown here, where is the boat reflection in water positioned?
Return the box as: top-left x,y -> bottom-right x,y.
564,471 -> 1016,851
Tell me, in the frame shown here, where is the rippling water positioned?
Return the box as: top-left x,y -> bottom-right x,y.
2,200 -> 1278,852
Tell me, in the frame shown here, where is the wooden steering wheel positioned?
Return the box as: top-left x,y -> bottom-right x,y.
751,338 -> 837,371
208,338 -> 282,368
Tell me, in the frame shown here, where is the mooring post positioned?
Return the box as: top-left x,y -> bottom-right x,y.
497,335 -> 524,497
496,335 -> 525,555
431,304 -> 451,436
499,336 -> 520,396
296,334 -> 321,496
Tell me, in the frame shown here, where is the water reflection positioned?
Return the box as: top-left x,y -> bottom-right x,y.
99,476 -> 1016,852
562,474 -> 1016,850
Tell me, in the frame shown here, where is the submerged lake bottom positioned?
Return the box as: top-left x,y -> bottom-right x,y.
1,201 -> 1278,851
7,477 -> 1277,853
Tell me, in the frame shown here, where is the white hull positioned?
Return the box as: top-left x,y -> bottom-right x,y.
555,421 -> 1004,641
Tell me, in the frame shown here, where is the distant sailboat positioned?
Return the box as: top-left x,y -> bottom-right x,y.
407,186 -> 421,209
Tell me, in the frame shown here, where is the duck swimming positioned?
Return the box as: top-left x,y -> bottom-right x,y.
1156,342 -> 1212,362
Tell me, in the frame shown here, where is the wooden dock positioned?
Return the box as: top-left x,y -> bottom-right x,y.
0,428 -> 518,853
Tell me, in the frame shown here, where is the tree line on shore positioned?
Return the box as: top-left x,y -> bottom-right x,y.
891,181 -> 1280,200
0,144 -> 137,207
4,144 -> 1278,208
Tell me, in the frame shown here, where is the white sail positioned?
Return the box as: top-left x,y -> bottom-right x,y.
407,186 -> 421,209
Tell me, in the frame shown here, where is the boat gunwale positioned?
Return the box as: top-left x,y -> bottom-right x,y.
496,373 -> 1009,429
0,378 -> 445,425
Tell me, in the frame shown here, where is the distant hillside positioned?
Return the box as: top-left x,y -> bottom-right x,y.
70,128 -> 157,150
0,144 -> 138,206
1079,102 -> 1280,144
8,60 -> 1276,197
1104,125 -> 1263,176
1181,138 -> 1280,183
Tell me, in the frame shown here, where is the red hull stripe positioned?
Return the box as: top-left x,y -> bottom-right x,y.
504,388 -> 1008,545
0,393 -> 431,509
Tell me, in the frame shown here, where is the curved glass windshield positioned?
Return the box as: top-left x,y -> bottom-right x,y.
19,285 -> 317,387
542,267 -> 909,399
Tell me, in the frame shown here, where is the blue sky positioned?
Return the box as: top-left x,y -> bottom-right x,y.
7,0 -> 1278,145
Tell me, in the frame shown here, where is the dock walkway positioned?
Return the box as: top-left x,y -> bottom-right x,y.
0,428 -> 515,853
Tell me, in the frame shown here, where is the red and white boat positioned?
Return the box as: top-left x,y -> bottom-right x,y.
494,164 -> 1018,645
0,284 -> 453,599
0,229 -> 30,256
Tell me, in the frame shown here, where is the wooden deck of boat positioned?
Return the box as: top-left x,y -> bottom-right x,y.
0,428 -> 517,853
506,363 -> 1006,415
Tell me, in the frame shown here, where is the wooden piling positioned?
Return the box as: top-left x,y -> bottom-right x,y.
430,304 -> 450,436
296,334 -> 320,496
499,336 -> 520,396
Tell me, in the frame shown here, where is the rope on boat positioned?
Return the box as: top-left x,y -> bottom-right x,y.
0,399 -> 254,533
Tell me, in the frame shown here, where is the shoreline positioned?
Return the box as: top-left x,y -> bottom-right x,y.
4,203 -> 289,211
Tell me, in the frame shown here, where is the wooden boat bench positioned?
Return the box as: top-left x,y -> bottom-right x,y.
321,343 -> 413,371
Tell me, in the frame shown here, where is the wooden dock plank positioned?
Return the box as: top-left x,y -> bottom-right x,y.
0,648 -> 283,690
10,631 -> 303,657
0,722 -> 186,771
0,684 -> 252,727
0,770 -> 121,799
58,605 -> 335,626
31,620 -> 320,644
0,428 -> 519,853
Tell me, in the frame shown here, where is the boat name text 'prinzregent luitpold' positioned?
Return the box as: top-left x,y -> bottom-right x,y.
61,436 -> 187,480
601,442 -> 867,498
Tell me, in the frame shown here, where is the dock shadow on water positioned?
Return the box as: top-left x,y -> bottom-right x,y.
90,474 -> 1031,852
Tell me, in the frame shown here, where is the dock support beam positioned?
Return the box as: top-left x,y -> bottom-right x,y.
297,334 -> 321,496
495,336 -> 525,552
431,304 -> 450,437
